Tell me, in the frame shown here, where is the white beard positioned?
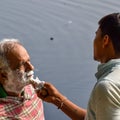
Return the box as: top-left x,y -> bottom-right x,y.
3,69 -> 34,95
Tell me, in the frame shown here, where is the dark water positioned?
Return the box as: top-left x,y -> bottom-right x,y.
0,0 -> 120,119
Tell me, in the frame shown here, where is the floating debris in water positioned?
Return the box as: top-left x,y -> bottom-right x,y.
50,37 -> 54,40
68,20 -> 72,24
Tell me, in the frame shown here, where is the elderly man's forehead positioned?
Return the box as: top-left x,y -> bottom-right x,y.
6,43 -> 28,57
4,42 -> 21,51
0,41 -> 21,57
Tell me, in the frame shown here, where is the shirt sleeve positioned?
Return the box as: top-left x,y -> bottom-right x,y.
94,80 -> 120,120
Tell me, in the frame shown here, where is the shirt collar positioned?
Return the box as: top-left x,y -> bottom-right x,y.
95,59 -> 120,80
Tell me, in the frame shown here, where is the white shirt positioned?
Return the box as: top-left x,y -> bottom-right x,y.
86,59 -> 120,120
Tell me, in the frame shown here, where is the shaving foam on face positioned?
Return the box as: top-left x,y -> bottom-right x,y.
29,77 -> 45,90
25,77 -> 48,97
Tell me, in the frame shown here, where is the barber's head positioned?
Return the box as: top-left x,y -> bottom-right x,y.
0,39 -> 34,96
99,13 -> 120,54
93,13 -> 120,63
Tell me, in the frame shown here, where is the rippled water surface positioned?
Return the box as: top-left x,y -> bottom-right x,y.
0,0 -> 120,120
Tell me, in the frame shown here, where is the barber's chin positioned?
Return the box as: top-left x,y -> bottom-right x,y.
94,56 -> 100,62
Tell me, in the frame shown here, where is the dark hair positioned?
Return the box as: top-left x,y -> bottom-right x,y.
98,13 -> 120,54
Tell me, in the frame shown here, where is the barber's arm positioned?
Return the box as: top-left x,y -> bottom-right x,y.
37,82 -> 86,120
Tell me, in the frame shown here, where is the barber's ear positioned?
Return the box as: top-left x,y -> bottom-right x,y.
102,35 -> 110,48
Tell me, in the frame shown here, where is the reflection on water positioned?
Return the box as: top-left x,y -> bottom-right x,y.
0,0 -> 120,119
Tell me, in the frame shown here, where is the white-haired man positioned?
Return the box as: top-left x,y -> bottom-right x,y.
0,39 -> 45,120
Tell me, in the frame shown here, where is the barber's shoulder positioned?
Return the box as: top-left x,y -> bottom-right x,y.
96,80 -> 111,89
95,79 -> 119,96
94,80 -> 112,95
95,68 -> 120,90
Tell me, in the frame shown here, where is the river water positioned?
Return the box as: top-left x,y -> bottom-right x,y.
0,0 -> 120,120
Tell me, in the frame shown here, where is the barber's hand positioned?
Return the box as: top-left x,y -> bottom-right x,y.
37,82 -> 63,104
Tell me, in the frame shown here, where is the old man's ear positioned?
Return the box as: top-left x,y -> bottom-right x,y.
0,72 -> 8,84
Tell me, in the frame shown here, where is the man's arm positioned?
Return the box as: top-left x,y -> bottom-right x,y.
37,82 -> 86,120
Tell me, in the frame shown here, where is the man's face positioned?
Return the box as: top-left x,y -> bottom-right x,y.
93,28 -> 105,63
4,69 -> 34,95
3,44 -> 34,95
